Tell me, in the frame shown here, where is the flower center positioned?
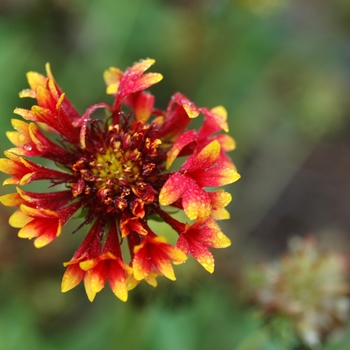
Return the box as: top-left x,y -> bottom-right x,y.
71,119 -> 167,218
91,146 -> 141,189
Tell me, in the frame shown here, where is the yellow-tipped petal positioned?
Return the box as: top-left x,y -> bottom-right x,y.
84,272 -> 97,302
26,71 -> 47,92
9,209 -> 33,228
61,264 -> 84,293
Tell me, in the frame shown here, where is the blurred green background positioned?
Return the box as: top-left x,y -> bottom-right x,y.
1,0 -> 350,349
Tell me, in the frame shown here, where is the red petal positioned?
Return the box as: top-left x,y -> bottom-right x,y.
188,239 -> 215,273
25,71 -> 47,94
166,129 -> 197,169
181,140 -> 221,172
151,248 -> 177,280
104,67 -> 123,94
90,262 -> 108,295
198,106 -> 228,140
18,215 -> 60,248
36,84 -> 57,111
155,93 -> 198,140
17,188 -> 72,210
166,93 -> 200,119
133,241 -> 152,281
114,59 -> 162,107
182,178 -> 211,220
208,190 -> 232,220
193,165 -> 240,187
29,123 -> 69,160
159,172 -> 187,206
61,264 -> 85,292
0,192 -> 25,207
109,259 -> 129,302
134,92 -> 154,122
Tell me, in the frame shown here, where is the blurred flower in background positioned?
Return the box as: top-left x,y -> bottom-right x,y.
245,236 -> 350,348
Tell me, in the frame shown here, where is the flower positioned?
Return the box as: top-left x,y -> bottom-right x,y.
0,59 -> 240,301
245,236 -> 350,348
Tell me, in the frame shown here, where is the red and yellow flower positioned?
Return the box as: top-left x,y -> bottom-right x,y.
0,59 -> 240,301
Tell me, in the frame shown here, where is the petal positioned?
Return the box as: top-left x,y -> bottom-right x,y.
217,152 -> 236,170
30,105 -> 55,124
156,93 -> 198,140
159,172 -> 187,206
75,102 -> 112,149
181,140 -> 221,172
176,234 -> 190,256
166,130 -> 197,169
120,217 -> 148,238
61,264 -> 85,292
0,151 -> 73,185
109,260 -> 129,302
29,123 -> 69,159
132,73 -> 163,92
208,190 -> 232,209
9,209 -> 33,228
132,242 -> 152,281
152,236 -> 187,264
90,262 -> 108,295
17,188 -> 72,211
144,273 -> 158,287
128,58 -> 156,76
209,106 -> 229,132
182,178 -> 211,220
193,166 -> 241,187
152,253 -> 176,281
210,229 -> 231,248
198,106 -> 229,139
79,257 -> 101,271
36,84 -> 56,111
169,248 -> 188,263
24,71 -> 47,95
104,67 -> 123,94
16,205 -> 72,248
13,107 -> 36,121
126,274 -> 140,290
115,59 -> 163,106
215,134 -> 236,152
0,157 -> 27,183
18,157 -> 74,185
167,93 -> 200,119
205,219 -> 231,248
134,92 -> 154,122
208,190 -> 232,220
211,208 -> 230,220
189,240 -> 215,273
18,216 -> 61,248
20,204 -> 59,220
6,119 -> 31,146
0,192 -> 24,207
84,271 -> 97,302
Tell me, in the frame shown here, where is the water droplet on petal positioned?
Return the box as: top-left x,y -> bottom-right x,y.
23,144 -> 33,151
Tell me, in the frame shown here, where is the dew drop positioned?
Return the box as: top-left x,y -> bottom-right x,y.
23,144 -> 33,151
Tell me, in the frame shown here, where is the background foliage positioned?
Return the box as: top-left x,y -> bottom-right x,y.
1,0 -> 350,349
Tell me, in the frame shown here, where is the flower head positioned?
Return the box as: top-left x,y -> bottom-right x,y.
0,59 -> 240,301
245,236 -> 350,348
